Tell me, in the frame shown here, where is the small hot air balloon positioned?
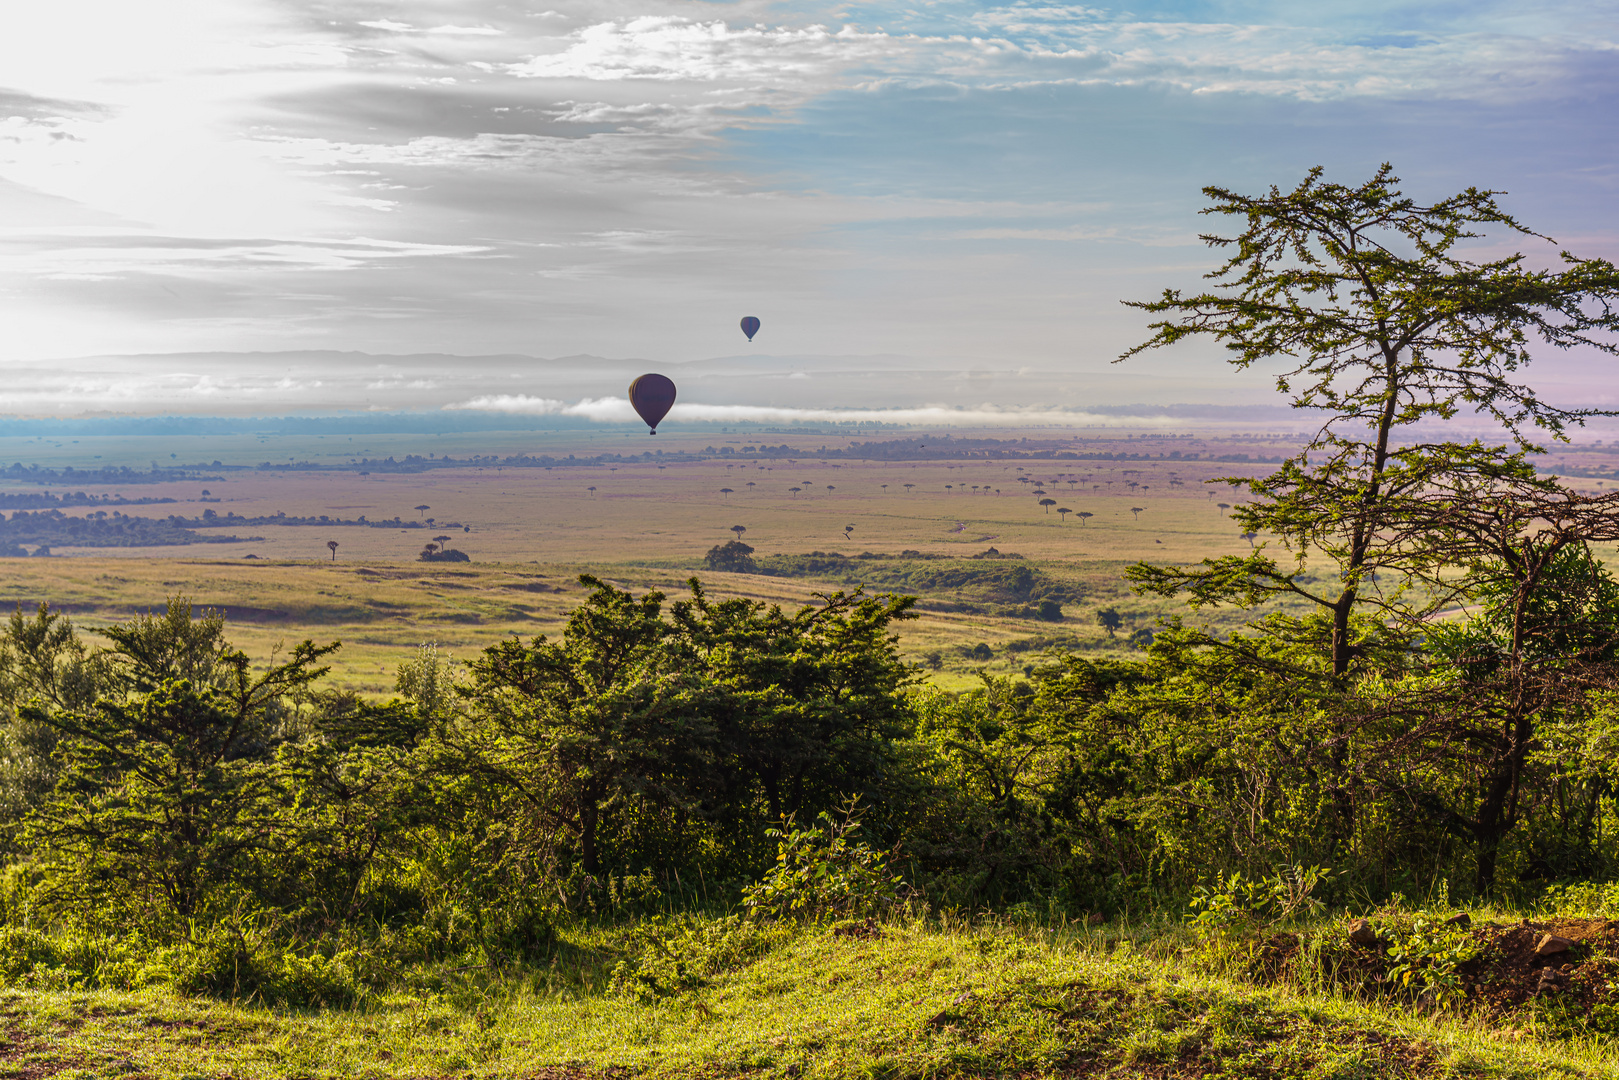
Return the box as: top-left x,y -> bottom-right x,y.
628,373 -> 677,434
740,315 -> 761,342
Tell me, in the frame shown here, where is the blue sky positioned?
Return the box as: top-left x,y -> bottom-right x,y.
0,0 -> 1615,416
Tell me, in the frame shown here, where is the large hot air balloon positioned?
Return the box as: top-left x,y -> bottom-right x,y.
628,373 -> 676,434
740,315 -> 761,342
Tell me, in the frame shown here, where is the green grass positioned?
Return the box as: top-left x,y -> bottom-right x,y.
8,914 -> 1619,1079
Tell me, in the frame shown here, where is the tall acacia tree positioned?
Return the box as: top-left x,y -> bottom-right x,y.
1122,165 -> 1619,680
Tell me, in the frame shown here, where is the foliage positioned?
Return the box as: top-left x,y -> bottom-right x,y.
1381,912 -> 1480,1009
741,801 -> 903,921
1186,865 -> 1333,931
704,539 -> 757,573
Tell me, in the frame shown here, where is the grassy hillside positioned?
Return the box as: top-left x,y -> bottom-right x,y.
7,912 -> 1619,1079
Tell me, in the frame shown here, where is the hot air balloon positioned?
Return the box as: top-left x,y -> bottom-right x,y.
628,374 -> 677,434
740,315 -> 761,342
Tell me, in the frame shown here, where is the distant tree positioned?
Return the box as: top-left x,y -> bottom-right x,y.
1037,599 -> 1063,622
1078,511 -> 1093,526
826,485 -> 835,493
789,487 -> 802,497
970,642 -> 993,661
730,525 -> 747,541
720,488 -> 734,498
1130,506 -> 1145,521
434,534 -> 451,551
924,650 -> 943,671
1038,498 -> 1057,514
903,484 -> 914,494
1096,607 -> 1123,637
587,486 -> 597,496
704,539 -> 756,573
1217,502 -> 1231,514
414,504 -> 430,517
746,482 -> 756,492
1056,507 -> 1072,524
326,540 -> 339,562
1241,531 -> 1259,548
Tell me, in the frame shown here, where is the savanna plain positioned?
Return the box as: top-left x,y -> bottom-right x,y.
6,416 -> 1619,1080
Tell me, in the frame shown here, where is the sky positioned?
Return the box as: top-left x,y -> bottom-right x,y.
1,1 -> 1616,419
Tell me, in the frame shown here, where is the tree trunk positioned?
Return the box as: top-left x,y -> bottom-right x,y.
579,800 -> 600,877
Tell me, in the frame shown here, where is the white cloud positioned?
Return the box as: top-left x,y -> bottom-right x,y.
0,232 -> 492,279
446,393 -> 1180,428
509,18 -> 897,83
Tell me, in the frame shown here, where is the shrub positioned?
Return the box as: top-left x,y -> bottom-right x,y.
742,801 -> 903,922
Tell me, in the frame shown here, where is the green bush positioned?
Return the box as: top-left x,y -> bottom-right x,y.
608,914 -> 788,1001
742,802 -> 903,922
164,928 -> 367,1007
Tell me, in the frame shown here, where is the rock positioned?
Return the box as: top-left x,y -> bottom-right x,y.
1348,918 -> 1377,946
1445,912 -> 1471,928
1537,966 -> 1568,996
1535,933 -> 1573,957
926,990 -> 974,1028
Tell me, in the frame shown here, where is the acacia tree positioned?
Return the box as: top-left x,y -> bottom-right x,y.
1117,165 -> 1619,884
456,578 -> 702,877
1362,477 -> 1619,893
1122,165 -> 1619,680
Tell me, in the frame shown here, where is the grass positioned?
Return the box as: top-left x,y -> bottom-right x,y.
0,552 -> 1275,693
7,913 -> 1619,1079
0,425 -> 1348,690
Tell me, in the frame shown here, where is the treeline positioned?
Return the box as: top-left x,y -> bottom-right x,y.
0,443 -> 1277,487
705,545 -> 1078,619
6,554 -> 1619,979
184,509 -> 464,531
0,493 -> 180,510
0,462 -> 220,486
0,510 -> 257,550
0,509 -> 472,552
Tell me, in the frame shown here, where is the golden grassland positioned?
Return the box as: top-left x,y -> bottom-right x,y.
0,428 -> 1305,690
0,554 -> 1190,693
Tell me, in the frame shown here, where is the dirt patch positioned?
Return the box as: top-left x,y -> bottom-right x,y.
0,1022 -> 89,1078
1261,916 -> 1619,1023
1467,918 -> 1619,1016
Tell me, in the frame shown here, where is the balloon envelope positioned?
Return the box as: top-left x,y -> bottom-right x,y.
740,315 -> 761,341
628,373 -> 677,433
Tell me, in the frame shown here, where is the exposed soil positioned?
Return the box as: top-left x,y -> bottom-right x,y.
1264,916 -> 1619,1022
1466,918 -> 1619,1016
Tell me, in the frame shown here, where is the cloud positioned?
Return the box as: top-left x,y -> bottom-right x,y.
2,1 -> 1616,372
508,18 -> 898,83
0,232 -> 493,280
357,19 -> 502,36
445,394 -> 1180,428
